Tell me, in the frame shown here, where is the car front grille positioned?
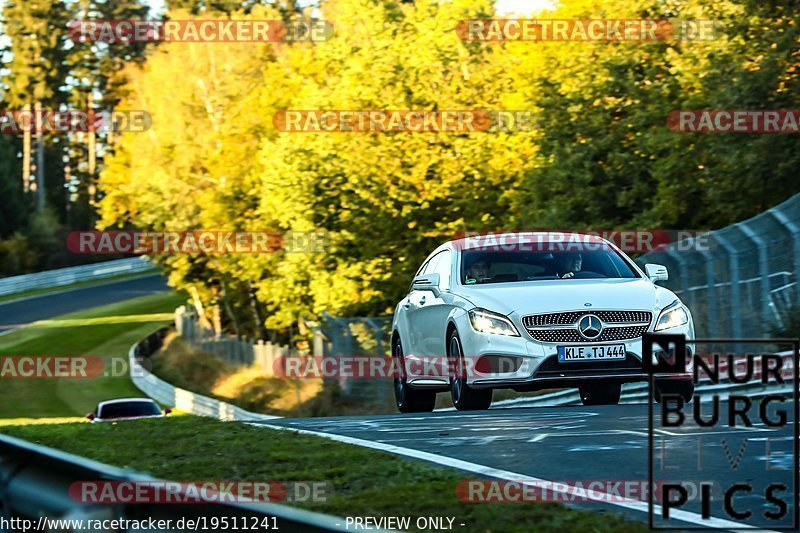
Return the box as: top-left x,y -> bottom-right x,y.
527,325 -> 650,343
522,310 -> 652,327
522,310 -> 652,343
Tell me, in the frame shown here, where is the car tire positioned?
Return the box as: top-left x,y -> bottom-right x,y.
579,383 -> 621,406
393,337 -> 436,413
654,380 -> 694,404
449,330 -> 492,411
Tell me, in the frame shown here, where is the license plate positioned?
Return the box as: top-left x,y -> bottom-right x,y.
557,344 -> 626,362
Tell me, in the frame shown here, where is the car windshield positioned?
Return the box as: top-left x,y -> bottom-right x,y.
99,401 -> 161,419
461,249 -> 640,285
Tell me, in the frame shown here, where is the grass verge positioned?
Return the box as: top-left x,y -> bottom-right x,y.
0,292 -> 184,418
0,416 -> 646,532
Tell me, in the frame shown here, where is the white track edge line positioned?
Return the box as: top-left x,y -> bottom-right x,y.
253,422 -> 780,532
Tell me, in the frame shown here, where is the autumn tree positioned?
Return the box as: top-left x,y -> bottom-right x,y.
97,0 -> 800,335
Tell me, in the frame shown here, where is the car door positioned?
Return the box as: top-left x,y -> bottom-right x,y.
415,250 -> 454,360
397,257 -> 431,358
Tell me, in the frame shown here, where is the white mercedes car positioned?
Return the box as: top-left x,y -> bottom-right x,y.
391,232 -> 695,412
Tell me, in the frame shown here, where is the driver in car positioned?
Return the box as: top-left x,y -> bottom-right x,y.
557,252 -> 583,278
465,259 -> 490,283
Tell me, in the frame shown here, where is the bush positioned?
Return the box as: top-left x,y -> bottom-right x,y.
25,207 -> 65,271
0,234 -> 37,277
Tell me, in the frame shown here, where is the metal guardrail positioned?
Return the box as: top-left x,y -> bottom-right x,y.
0,257 -> 156,298
129,328 -> 278,422
0,433 -> 344,532
634,192 -> 800,338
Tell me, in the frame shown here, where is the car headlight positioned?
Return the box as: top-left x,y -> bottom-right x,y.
468,308 -> 520,337
654,300 -> 689,331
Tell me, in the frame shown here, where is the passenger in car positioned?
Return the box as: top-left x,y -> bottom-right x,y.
465,259 -> 490,283
557,252 -> 583,278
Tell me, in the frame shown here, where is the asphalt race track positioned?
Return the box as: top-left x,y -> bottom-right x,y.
4,276 -> 796,530
255,402 -> 798,530
0,274 -> 169,333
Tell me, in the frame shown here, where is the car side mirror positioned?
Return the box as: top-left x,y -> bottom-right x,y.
412,273 -> 441,296
645,263 -> 669,283
164,408 -> 172,415
86,413 -> 96,420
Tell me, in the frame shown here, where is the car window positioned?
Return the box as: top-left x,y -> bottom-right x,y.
409,256 -> 432,292
461,248 -> 640,284
414,258 -> 429,277
422,253 -> 442,275
99,401 -> 161,418
409,251 -> 450,293
433,250 -> 452,290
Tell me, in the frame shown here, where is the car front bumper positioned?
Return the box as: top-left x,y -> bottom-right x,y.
406,313 -> 695,391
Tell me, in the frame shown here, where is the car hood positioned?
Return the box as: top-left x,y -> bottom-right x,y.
453,278 -> 678,317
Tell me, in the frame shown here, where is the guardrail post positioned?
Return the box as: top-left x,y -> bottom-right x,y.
737,222 -> 771,329
223,339 -> 230,363
665,246 -> 690,303
175,305 -> 187,335
714,233 -> 742,345
255,340 -> 269,374
697,241 -> 717,339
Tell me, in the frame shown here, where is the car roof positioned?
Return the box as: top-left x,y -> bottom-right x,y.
98,398 -> 157,408
448,231 -> 610,252
416,231 -> 625,274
